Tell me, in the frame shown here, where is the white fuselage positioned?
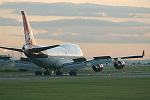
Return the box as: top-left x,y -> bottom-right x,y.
26,44 -> 84,69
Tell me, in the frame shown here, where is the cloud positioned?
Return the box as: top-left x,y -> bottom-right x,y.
0,2 -> 150,18
49,28 -> 80,37
1,0 -> 150,8
28,19 -> 150,43
0,16 -> 21,26
144,33 -> 150,37
129,13 -> 150,18
106,33 -> 140,37
30,19 -> 150,28
0,2 -> 150,44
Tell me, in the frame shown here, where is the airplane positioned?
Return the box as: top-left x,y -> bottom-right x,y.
0,11 -> 144,76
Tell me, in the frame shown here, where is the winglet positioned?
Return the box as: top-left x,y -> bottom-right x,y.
142,50 -> 145,57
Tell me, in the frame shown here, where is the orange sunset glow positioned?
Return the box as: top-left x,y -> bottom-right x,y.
0,0 -> 150,59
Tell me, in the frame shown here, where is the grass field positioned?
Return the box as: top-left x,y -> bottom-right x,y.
0,66 -> 150,100
0,77 -> 150,100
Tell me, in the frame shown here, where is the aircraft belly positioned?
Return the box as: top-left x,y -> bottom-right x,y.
29,56 -> 57,68
28,54 -> 83,69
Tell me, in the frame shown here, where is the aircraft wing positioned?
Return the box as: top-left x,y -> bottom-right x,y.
112,50 -> 144,60
63,56 -> 112,72
0,56 -> 41,71
13,57 -> 41,71
63,57 -> 87,72
63,50 -> 144,73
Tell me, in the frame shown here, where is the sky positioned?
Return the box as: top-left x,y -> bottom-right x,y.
0,0 -> 150,59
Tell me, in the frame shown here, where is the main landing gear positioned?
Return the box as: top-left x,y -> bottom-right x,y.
44,69 -> 51,76
35,68 -> 63,76
56,68 -> 63,76
35,69 -> 78,76
35,68 -> 51,76
69,70 -> 77,76
35,71 -> 42,76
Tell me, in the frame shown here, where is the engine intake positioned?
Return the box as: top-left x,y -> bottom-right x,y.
92,64 -> 103,72
114,60 -> 125,69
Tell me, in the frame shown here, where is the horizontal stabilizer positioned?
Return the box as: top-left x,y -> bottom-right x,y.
29,45 -> 60,53
0,46 -> 23,52
93,56 -> 111,60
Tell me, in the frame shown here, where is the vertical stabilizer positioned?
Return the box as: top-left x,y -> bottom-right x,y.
21,11 -> 36,45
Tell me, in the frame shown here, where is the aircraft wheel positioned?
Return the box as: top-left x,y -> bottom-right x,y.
69,70 -> 77,76
44,71 -> 51,76
35,71 -> 42,76
73,71 -> 77,76
69,72 -> 73,76
39,71 -> 42,76
35,71 -> 38,76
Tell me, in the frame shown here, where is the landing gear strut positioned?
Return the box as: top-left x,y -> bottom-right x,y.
69,70 -> 77,76
56,68 -> 63,76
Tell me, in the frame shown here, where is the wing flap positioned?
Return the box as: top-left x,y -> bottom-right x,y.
72,57 -> 86,62
93,56 -> 111,60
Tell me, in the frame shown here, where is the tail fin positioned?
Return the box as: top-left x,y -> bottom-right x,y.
21,11 -> 36,45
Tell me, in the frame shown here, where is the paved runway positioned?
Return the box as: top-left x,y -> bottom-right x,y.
0,74 -> 149,79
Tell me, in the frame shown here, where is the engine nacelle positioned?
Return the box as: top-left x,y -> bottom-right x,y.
22,44 -> 29,54
114,60 -> 125,69
92,64 -> 103,72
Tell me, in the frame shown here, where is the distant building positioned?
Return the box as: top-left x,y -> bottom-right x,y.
125,59 -> 150,66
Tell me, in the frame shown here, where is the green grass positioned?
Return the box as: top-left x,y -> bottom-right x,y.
0,77 -> 150,100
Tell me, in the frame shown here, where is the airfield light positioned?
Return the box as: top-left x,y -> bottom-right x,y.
4,50 -> 7,52
4,49 -> 7,55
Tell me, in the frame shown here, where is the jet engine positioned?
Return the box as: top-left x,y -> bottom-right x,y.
114,60 -> 125,69
92,64 -> 103,72
22,44 -> 29,54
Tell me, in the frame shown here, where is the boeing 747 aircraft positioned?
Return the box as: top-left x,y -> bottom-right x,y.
0,11 -> 144,76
